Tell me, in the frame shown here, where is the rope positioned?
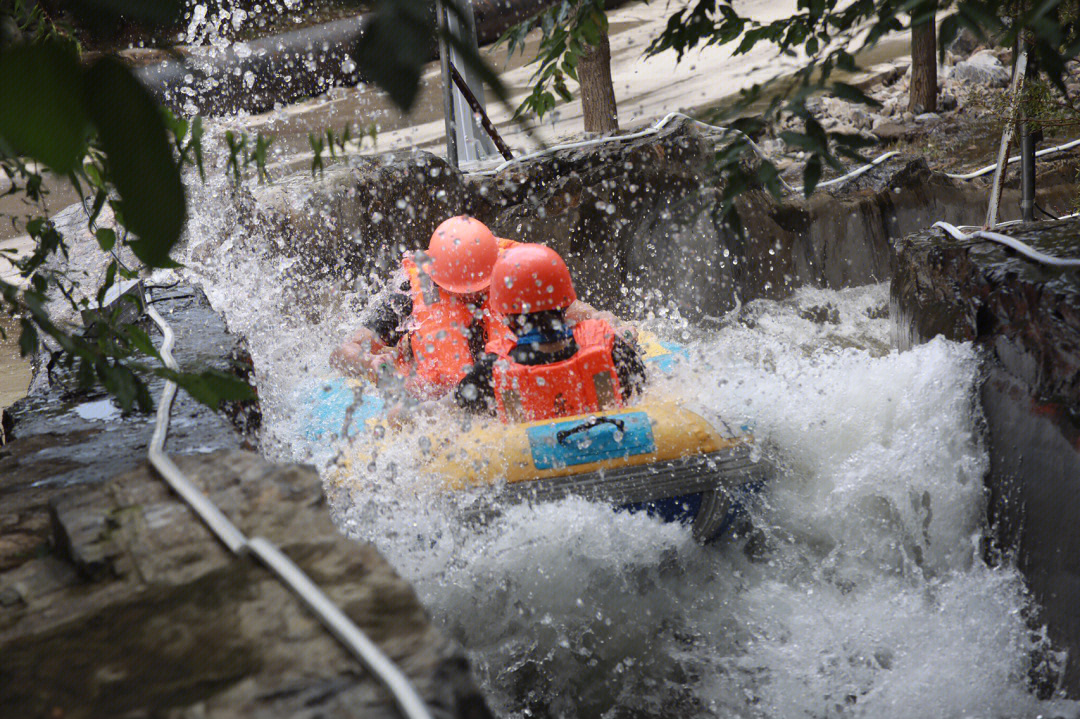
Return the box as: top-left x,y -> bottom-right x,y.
932,220 -> 1080,268
144,299 -> 434,719
468,111 -> 1080,196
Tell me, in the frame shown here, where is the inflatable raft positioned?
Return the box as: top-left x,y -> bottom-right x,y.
307,334 -> 770,542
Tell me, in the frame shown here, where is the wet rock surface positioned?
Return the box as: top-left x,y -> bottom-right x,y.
0,450 -> 491,719
243,150 -> 482,323
0,285 -> 255,573
0,285 -> 490,717
892,217 -> 1080,694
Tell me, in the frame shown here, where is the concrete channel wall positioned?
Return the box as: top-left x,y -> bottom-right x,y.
893,218 -> 1080,696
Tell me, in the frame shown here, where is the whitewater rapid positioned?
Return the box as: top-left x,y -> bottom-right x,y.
177,182 -> 1075,716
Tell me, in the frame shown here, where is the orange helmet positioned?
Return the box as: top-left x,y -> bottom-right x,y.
425,216 -> 499,294
490,244 -> 577,315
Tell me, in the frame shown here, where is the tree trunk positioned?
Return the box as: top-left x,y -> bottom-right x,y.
578,27 -> 619,134
909,4 -> 937,113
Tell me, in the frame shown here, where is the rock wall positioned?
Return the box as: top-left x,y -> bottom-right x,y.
0,285 -> 492,718
1,450 -> 491,719
892,218 -> 1080,695
248,119 -> 1080,324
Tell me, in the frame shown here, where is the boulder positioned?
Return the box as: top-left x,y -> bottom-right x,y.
0,450 -> 492,719
244,151 -> 485,323
946,27 -> 981,58
871,120 -> 910,141
952,50 -> 1010,88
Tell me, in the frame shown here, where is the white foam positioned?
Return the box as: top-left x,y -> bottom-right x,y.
177,173 -> 1076,717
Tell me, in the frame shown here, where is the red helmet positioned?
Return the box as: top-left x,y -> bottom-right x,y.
425,216 -> 499,294
489,244 -> 577,315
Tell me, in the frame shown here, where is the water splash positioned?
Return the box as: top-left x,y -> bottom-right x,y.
176,162 -> 1075,717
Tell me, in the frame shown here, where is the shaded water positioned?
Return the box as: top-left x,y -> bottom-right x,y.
176,176 -> 1076,716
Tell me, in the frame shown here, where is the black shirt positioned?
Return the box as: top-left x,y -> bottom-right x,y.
362,279 -> 413,348
453,334 -> 648,416
362,279 -> 487,360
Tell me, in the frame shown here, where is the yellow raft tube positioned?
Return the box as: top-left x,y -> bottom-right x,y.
320,334 -> 770,542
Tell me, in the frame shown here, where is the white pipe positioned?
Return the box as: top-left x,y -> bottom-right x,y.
144,301 -> 434,719
470,111 -> 1080,197
943,139 -> 1080,180
797,151 -> 899,192
933,220 -> 1080,268
471,111 -> 799,192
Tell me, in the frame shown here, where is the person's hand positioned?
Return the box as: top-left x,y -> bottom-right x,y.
567,300 -> 638,341
594,310 -> 638,341
331,328 -> 395,380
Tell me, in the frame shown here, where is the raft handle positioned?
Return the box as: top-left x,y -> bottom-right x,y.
557,416 -> 626,444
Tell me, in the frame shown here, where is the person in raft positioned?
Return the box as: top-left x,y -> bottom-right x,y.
453,243 -> 647,421
330,215 -> 630,399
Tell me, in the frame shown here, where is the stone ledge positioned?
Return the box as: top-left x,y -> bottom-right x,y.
0,450 -> 492,719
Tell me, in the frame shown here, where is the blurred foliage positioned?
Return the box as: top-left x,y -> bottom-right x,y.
499,0 -> 1080,216
353,0 -> 510,112
498,0 -> 609,120
646,0 -> 1080,203
0,2 -> 254,412
308,122 -> 378,176
0,0 -> 511,414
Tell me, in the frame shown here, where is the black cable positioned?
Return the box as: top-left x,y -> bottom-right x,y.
1035,202 -> 1059,220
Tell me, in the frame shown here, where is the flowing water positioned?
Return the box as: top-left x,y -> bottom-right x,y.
134,3 -> 1077,711
174,170 -> 1078,717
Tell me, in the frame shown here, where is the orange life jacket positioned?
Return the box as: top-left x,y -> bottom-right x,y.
491,319 -> 625,423
398,239 -> 517,397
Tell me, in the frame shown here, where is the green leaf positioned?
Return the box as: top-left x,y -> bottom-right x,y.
97,260 -> 118,305
831,81 -> 881,108
352,0 -> 432,111
18,320 -> 38,357
96,228 -> 117,252
803,154 -> 822,196
0,42 -> 90,173
937,13 -> 959,62
82,57 -> 186,268
161,368 -> 256,408
123,325 -> 160,359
